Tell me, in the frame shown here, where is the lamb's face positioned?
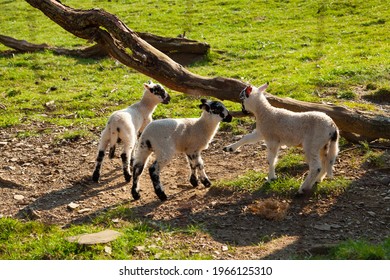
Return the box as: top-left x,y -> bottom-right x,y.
199,99 -> 232,122
239,83 -> 268,113
144,81 -> 171,104
239,86 -> 253,114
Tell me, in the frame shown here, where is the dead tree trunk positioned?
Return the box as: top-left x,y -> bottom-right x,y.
24,0 -> 390,141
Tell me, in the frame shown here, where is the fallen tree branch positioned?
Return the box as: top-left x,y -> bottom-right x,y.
0,33 -> 209,64
0,34 -> 107,58
22,0 -> 390,141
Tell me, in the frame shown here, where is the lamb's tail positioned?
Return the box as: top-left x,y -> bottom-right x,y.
326,128 -> 339,177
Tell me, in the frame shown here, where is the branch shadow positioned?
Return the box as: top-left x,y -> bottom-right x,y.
0,177 -> 26,190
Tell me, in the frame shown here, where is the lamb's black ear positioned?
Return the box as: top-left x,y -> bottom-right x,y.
199,99 -> 210,111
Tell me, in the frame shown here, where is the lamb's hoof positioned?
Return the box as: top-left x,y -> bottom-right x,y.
156,190 -> 167,202
132,190 -> 141,201
124,172 -> 131,182
190,175 -> 199,187
295,188 -> 312,199
201,179 -> 212,188
294,192 -> 305,199
92,172 -> 100,183
223,146 -> 233,152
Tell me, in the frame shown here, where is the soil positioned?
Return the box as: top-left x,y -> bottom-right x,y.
1,122 -> 389,259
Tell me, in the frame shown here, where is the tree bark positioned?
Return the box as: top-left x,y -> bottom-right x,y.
23,0 -> 390,141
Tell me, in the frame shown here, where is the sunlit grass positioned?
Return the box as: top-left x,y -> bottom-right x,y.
1,0 -> 389,129
0,0 -> 388,260
0,212 -> 211,260
327,239 -> 390,260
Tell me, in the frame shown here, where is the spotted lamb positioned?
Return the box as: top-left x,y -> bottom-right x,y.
131,99 -> 232,201
224,83 -> 339,194
92,81 -> 170,183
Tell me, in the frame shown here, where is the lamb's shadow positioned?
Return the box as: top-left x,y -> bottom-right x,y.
16,170 -> 128,219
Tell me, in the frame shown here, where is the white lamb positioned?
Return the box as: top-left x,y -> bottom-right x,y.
92,81 -> 171,183
131,99 -> 233,201
223,83 -> 339,194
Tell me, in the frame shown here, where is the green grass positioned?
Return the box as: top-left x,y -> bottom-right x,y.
322,238 -> 390,260
215,147 -> 351,197
0,209 -> 210,260
214,169 -> 351,197
0,0 -> 389,259
1,0 -> 389,130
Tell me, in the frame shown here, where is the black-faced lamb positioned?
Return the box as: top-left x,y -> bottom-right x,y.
223,83 -> 339,194
131,99 -> 233,201
92,81 -> 171,183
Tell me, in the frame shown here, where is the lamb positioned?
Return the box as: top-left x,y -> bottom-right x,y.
92,81 -> 171,183
131,99 -> 233,201
223,83 -> 339,194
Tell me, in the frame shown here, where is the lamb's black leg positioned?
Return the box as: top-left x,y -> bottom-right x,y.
195,153 -> 211,187
131,163 -> 144,200
92,150 -> 105,182
186,154 -> 199,187
149,160 -> 167,201
121,152 -> 131,182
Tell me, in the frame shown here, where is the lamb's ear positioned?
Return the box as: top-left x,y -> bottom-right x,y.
245,86 -> 252,95
258,83 -> 269,93
199,99 -> 210,111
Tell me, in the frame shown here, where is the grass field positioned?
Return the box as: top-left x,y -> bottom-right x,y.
0,0 -> 389,260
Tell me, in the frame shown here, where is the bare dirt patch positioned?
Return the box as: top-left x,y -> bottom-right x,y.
1,123 -> 389,259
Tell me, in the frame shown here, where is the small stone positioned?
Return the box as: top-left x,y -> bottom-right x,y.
44,100 -> 56,110
0,142 -> 7,146
154,253 -> 162,259
134,246 -> 146,252
314,223 -> 331,231
221,245 -> 229,252
67,202 -> 80,210
104,246 -> 112,255
367,211 -> 376,217
4,166 -> 16,171
66,230 -> 122,245
77,208 -> 92,214
14,194 -> 25,200
329,223 -> 342,229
